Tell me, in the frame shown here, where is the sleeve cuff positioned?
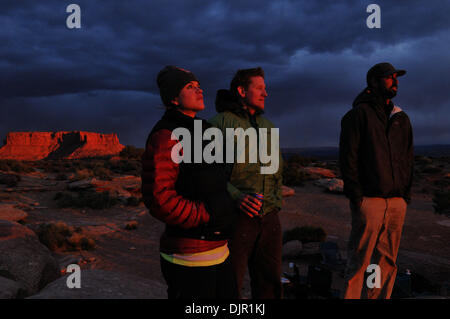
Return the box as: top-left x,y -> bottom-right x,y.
227,182 -> 243,201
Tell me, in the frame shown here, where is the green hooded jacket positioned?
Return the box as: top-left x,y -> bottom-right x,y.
208,89 -> 283,216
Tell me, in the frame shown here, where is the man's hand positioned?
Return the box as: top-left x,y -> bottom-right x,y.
237,194 -> 262,218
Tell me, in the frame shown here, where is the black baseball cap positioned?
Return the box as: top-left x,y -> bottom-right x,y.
367,62 -> 406,86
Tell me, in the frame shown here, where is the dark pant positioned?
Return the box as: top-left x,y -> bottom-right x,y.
160,255 -> 237,299
229,211 -> 282,299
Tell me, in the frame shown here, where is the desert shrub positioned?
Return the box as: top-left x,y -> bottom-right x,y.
70,160 -> 88,171
36,160 -> 67,173
0,173 -> 21,187
37,158 -> 141,177
72,168 -> 94,181
0,160 -> 10,171
126,196 -> 141,206
108,159 -> 141,176
120,145 -> 145,160
63,161 -> 74,169
66,232 -> 96,251
82,160 -> 102,170
55,173 -> 68,181
91,166 -> 113,180
54,192 -> 74,207
432,191 -> 450,218
421,165 -> 443,174
36,159 -> 90,174
434,178 -> 450,189
34,221 -> 73,251
283,226 -> 327,244
282,154 -> 320,186
79,191 -> 118,209
34,160 -> 51,172
0,160 -> 34,173
125,221 -> 138,230
414,156 -> 433,165
324,161 -> 340,172
54,190 -> 118,209
286,154 -> 316,167
282,166 -> 311,186
34,221 -> 95,251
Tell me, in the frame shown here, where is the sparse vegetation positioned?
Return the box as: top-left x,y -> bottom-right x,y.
283,226 -> 327,244
421,165 -> 443,174
414,155 -> 433,165
432,190 -> 450,218
55,173 -> 68,181
0,173 -> 21,187
36,159 -> 116,180
120,145 -> 145,160
0,160 -> 35,173
282,155 -> 318,186
108,159 -> 141,176
283,166 -> 311,186
33,156 -> 142,178
92,166 -> 113,180
125,220 -> 138,230
285,154 -> 316,167
73,168 -> 93,181
34,221 -> 96,251
54,190 -> 118,209
434,178 -> 450,188
126,196 -> 141,206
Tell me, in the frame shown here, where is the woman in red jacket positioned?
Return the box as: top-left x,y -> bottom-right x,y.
141,66 -> 237,299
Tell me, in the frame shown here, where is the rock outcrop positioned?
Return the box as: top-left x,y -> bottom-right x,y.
301,166 -> 337,179
0,276 -> 25,299
314,178 -> 344,194
282,185 -> 295,197
0,131 -> 125,161
28,270 -> 167,299
0,220 -> 60,297
0,204 -> 28,222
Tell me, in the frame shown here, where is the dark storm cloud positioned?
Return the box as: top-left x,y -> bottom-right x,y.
0,90 -> 163,148
0,0 -> 449,147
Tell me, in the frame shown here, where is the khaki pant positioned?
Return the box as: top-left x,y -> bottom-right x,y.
344,197 -> 407,299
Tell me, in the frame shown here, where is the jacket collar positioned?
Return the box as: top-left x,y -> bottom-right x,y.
162,108 -> 202,129
390,105 -> 403,118
215,89 -> 264,118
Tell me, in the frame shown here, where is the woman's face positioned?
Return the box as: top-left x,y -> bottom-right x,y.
172,81 -> 204,117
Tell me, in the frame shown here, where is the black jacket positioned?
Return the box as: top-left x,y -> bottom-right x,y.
339,88 -> 414,203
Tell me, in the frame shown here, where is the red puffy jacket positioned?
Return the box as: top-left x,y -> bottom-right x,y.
141,116 -> 228,254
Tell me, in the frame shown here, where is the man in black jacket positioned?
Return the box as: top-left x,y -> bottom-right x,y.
339,62 -> 414,299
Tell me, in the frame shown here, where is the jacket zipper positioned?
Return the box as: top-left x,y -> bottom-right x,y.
387,113 -> 399,194
249,114 -> 265,215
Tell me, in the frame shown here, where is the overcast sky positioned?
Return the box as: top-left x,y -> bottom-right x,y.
0,0 -> 449,148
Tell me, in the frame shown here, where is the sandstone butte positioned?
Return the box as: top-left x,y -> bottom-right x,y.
0,131 -> 125,161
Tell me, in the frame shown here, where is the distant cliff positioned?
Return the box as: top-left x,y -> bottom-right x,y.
0,131 -> 125,160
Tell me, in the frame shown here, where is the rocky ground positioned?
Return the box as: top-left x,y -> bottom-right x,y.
0,156 -> 449,299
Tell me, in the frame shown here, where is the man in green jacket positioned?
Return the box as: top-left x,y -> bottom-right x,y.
209,67 -> 283,299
